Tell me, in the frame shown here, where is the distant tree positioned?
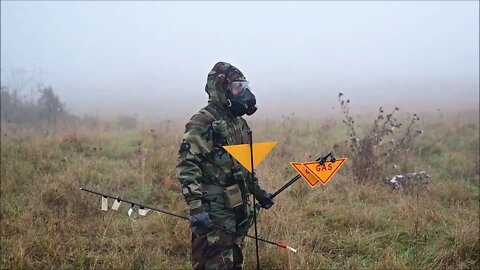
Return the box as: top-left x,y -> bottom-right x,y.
117,115 -> 138,130
0,82 -> 72,130
37,86 -> 66,126
1,85 -> 37,125
1,86 -> 13,121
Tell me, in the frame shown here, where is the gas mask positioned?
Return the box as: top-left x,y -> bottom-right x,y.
226,81 -> 257,117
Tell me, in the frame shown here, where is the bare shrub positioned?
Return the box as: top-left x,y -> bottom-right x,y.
337,92 -> 423,183
116,115 -> 138,131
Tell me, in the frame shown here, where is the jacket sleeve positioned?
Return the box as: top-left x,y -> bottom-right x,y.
176,113 -> 213,208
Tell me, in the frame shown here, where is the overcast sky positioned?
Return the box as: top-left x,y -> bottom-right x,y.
1,1 -> 479,119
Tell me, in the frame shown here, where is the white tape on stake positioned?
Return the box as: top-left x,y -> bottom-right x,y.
127,206 -> 137,222
101,196 -> 108,211
287,246 -> 298,253
112,199 -> 121,210
138,208 -> 150,216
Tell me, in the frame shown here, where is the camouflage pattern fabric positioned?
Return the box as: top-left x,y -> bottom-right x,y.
176,62 -> 267,270
190,195 -> 254,270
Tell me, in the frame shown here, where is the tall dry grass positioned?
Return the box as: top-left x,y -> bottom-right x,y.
1,109 -> 478,269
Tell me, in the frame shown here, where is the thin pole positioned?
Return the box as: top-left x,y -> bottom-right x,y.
270,152 -> 335,199
79,187 -> 298,252
247,130 -> 260,270
270,174 -> 302,199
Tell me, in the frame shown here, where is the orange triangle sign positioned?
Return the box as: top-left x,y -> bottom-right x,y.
289,162 -> 320,188
223,141 -> 277,173
303,158 -> 347,185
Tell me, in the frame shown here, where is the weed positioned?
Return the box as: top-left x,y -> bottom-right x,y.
338,92 -> 423,183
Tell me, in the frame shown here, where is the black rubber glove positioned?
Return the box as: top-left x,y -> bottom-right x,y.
189,200 -> 213,228
256,192 -> 275,209
190,211 -> 213,228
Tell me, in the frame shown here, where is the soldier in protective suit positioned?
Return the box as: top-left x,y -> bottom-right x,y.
176,62 -> 275,270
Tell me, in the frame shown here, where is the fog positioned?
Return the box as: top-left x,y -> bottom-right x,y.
1,1 -> 479,120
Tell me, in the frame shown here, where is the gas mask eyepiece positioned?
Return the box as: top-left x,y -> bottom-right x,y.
226,81 -> 257,117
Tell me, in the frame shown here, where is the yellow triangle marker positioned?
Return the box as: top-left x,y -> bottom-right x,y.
223,141 -> 277,172
289,162 -> 320,188
303,158 -> 347,185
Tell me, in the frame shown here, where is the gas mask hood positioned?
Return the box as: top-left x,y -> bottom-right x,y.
205,62 -> 257,117
226,81 -> 257,117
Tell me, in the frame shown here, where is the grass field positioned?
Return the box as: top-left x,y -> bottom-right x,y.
1,109 -> 478,269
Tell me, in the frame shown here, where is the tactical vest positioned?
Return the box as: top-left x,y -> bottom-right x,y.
197,105 -> 251,198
